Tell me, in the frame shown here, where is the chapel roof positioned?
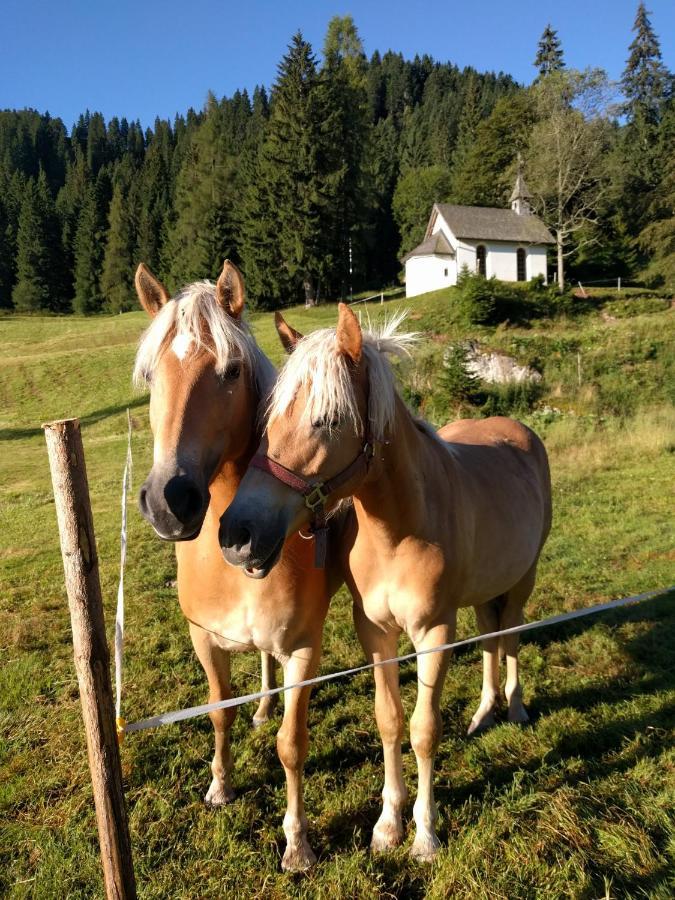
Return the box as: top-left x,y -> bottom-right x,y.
433,204 -> 555,245
402,229 -> 455,262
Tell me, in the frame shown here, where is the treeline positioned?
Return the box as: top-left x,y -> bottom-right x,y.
0,8 -> 672,313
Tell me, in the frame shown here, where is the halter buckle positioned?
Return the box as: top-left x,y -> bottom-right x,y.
304,483 -> 328,510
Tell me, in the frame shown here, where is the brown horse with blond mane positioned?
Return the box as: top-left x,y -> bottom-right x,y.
219,303 -> 552,861
134,262 -> 349,870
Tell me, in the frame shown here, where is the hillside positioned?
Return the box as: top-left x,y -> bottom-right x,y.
1,291 -> 673,897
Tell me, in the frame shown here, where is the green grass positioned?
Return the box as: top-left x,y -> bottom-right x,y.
1,292 -> 674,899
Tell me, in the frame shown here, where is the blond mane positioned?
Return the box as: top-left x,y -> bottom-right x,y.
133,280 -> 276,396
268,311 -> 418,439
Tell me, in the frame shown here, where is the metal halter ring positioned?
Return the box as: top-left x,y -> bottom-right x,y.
304,484 -> 329,510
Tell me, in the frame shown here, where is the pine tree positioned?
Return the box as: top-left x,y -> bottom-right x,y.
637,102 -> 675,288
166,94 -> 238,288
622,2 -> 669,124
322,15 -> 369,297
0,187 -> 12,308
534,25 -> 565,78
450,92 -> 535,206
12,170 -> 64,311
136,131 -> 171,276
100,171 -> 137,312
240,33 -> 339,307
450,72 -> 482,182
392,165 -> 453,256
72,170 -> 111,313
619,4 -> 671,237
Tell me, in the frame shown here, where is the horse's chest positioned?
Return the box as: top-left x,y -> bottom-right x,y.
354,540 -> 446,631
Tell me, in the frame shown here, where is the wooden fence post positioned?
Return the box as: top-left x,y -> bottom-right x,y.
43,418 -> 136,900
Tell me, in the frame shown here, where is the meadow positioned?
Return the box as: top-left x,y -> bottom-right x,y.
1,287 -> 673,899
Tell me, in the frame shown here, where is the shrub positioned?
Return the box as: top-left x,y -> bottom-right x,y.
440,344 -> 481,404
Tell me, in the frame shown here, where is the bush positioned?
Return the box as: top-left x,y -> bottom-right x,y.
440,344 -> 481,404
454,271 -> 573,325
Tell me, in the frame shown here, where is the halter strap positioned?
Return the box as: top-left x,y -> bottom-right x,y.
249,434 -> 374,567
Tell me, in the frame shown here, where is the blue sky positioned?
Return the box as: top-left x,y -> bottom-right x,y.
2,0 -> 673,129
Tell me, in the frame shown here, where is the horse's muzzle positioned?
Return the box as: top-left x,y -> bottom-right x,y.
139,470 -> 208,541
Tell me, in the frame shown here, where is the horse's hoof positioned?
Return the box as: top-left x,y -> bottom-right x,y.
410,833 -> 441,862
371,821 -> 404,852
281,842 -> 317,872
204,779 -> 235,807
467,710 -> 497,736
508,703 -> 530,725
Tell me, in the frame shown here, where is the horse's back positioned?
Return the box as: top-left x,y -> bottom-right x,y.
437,416 -> 552,551
438,415 -> 538,453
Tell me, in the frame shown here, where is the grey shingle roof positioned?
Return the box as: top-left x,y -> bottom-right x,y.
403,230 -> 455,262
435,204 -> 555,244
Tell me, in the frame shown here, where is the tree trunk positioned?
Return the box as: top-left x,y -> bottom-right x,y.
303,275 -> 316,308
556,232 -> 565,293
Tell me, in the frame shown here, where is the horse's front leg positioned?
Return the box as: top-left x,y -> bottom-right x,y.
276,644 -> 321,871
189,622 -> 236,806
252,651 -> 278,727
410,621 -> 454,861
353,605 -> 408,852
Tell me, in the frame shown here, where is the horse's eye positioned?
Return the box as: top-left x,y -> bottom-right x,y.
220,363 -> 241,382
312,416 -> 339,429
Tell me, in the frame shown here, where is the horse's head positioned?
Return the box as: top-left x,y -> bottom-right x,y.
219,303 -> 373,576
134,261 -> 269,541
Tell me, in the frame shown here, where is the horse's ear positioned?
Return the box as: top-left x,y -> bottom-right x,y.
336,302 -> 362,363
215,260 -> 245,319
135,263 -> 170,317
274,311 -> 304,354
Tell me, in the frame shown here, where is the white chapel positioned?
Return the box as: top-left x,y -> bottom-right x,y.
403,174 -> 555,298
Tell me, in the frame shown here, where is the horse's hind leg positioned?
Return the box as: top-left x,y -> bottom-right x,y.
468,598 -> 502,735
189,622 -> 236,805
500,566 -> 538,725
252,652 -> 278,727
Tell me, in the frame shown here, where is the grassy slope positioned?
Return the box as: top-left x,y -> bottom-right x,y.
0,293 -> 673,899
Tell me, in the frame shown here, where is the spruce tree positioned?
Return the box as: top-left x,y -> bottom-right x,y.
622,2 -> 669,124
100,173 -> 136,312
72,170 -> 110,313
0,188 -> 12,308
240,32 -> 338,307
322,15 -> 369,297
534,25 -> 565,78
166,94 -> 238,288
450,72 -> 482,182
12,170 -> 64,311
619,3 -> 670,237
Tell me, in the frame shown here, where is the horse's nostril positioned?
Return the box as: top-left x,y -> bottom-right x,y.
164,477 -> 204,525
236,526 -> 251,552
139,486 -> 149,514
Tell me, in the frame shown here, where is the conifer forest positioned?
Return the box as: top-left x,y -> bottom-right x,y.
0,7 -> 672,313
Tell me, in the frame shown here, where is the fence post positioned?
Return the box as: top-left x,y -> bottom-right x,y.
43,418 -> 137,900
618,276 -> 621,293
381,292 -> 384,304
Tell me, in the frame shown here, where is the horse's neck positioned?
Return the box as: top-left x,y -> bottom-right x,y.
354,394 -> 450,545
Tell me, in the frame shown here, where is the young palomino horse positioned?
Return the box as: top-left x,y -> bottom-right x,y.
133,262 -> 350,870
219,303 -> 552,861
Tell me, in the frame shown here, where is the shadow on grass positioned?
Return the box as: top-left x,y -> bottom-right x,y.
0,396 -> 148,441
126,591 -> 674,896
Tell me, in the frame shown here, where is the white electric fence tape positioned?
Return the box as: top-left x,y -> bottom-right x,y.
122,586 -> 671,736
114,409 -> 132,738
110,397 -> 672,739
